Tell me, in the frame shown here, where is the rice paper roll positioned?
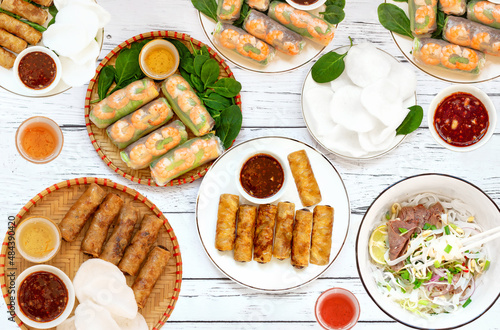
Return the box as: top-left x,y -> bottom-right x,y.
439,0 -> 466,16
106,98 -> 173,149
100,204 -> 139,265
246,0 -> 270,11
81,193 -> 124,257
89,78 -> 160,129
213,22 -> 276,65
267,1 -> 335,46
253,204 -> 277,264
118,214 -> 164,276
150,134 -> 224,186
0,0 -> 48,25
291,209 -> 313,269
214,194 -> 239,251
443,16 -> 500,56
310,205 -> 334,266
272,202 -> 294,260
408,0 -> 437,36
132,246 -> 171,309
287,149 -> 322,207
467,1 -> 500,29
120,120 -> 188,170
0,47 -> 15,69
243,9 -> 305,56
59,183 -> 107,242
413,37 -> 485,74
0,13 -> 42,45
234,205 -> 257,262
217,0 -> 244,22
0,28 -> 26,53
161,74 -> 215,136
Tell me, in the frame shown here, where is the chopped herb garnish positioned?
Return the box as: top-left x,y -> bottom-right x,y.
399,228 -> 408,234
413,280 -> 422,289
462,297 -> 472,308
450,223 -> 457,229
434,260 -> 441,268
401,270 -> 410,280
423,223 -> 431,230
444,244 -> 452,253
426,271 -> 433,280
385,211 -> 391,220
418,299 -> 429,305
444,225 -> 451,235
484,260 -> 490,271
447,272 -> 453,284
439,277 -> 444,281
430,225 -> 437,230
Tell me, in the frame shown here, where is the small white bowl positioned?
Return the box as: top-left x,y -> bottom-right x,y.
15,265 -> 75,329
139,39 -> 180,80
13,46 -> 62,95
315,287 -> 360,330
428,85 -> 496,152
286,0 -> 326,11
15,216 -> 62,263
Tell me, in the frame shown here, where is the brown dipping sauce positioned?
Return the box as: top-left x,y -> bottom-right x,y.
18,271 -> 68,322
240,153 -> 284,198
291,0 -> 319,5
18,52 -> 56,90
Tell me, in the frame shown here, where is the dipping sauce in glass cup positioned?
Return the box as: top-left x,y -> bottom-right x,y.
315,288 -> 360,330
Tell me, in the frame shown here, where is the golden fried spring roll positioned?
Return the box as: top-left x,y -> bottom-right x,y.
291,209 -> 313,269
31,0 -> 53,6
0,28 -> 26,53
287,150 -> 322,207
234,205 -> 257,262
0,13 -> 42,45
119,214 -> 163,276
59,183 -> 107,242
272,202 -> 295,260
215,194 -> 239,251
0,0 -> 48,26
310,205 -> 334,266
132,246 -> 171,309
81,193 -> 124,257
253,204 -> 277,263
0,47 -> 15,68
100,204 -> 139,265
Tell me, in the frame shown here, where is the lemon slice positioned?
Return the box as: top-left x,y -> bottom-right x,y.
369,224 -> 388,265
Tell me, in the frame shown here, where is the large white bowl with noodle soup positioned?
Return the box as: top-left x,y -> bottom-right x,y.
356,174 -> 500,329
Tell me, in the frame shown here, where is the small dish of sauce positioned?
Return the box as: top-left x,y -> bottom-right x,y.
315,288 -> 360,330
139,39 -> 180,80
291,0 -> 318,5
16,216 -> 62,263
286,0 -> 326,10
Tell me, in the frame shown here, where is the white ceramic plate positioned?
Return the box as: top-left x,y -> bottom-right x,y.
387,0 -> 500,84
196,136 -> 350,291
301,45 -> 412,160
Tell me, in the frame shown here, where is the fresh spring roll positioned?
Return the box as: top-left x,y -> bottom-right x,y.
408,0 -> 437,36
413,37 -> 485,74
272,202 -> 295,260
253,204 -> 277,264
81,193 -> 124,257
443,16 -> 500,56
213,22 -> 276,65
0,0 -> 48,25
310,205 -> 334,266
243,9 -> 305,56
118,214 -> 164,276
267,1 -> 335,46
217,0 -> 244,22
89,78 -> 160,129
287,150 -> 322,207
59,183 -> 107,242
439,0 -> 466,16
161,74 -> 215,136
120,120 -> 188,170
0,28 -> 26,53
150,134 -> 224,186
100,204 -> 139,265
246,0 -> 270,11
234,205 -> 257,262
291,209 -> 313,269
0,47 -> 15,69
468,1 -> 500,29
106,98 -> 173,149
214,194 -> 239,251
0,13 -> 42,45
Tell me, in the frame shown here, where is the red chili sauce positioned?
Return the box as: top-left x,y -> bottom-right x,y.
240,153 -> 284,199
18,271 -> 68,322
318,293 -> 356,329
18,52 -> 56,90
291,0 -> 319,5
434,92 -> 489,147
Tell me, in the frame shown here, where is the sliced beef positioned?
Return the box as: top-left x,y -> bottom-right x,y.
413,204 -> 430,228
428,202 -> 444,228
387,219 -> 418,261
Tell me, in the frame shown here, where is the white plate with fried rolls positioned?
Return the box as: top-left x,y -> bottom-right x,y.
196,136 -> 350,291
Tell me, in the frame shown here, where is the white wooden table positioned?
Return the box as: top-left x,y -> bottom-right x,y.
1,0 -> 499,329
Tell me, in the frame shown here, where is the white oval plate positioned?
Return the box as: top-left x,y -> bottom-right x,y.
387,0 -> 500,84
196,136 -> 350,292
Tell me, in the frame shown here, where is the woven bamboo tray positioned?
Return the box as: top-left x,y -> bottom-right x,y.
85,31 -> 242,186
0,177 -> 182,330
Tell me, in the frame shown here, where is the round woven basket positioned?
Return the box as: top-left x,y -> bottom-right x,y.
0,177 -> 182,330
85,31 -> 242,186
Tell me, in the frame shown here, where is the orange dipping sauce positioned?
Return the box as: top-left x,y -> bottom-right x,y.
316,288 -> 360,330
20,122 -> 58,160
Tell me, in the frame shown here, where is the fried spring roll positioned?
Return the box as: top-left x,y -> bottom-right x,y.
310,205 -> 334,266
287,150 -> 322,207
0,28 -> 26,53
100,204 -> 139,265
0,47 -> 15,68
0,13 -> 42,45
81,193 -> 124,257
291,209 -> 313,269
215,194 -> 239,251
234,205 -> 257,262
31,0 -> 53,6
59,183 -> 107,242
272,202 -> 295,260
119,214 -> 163,276
0,0 -> 48,26
132,246 -> 171,309
253,204 -> 277,263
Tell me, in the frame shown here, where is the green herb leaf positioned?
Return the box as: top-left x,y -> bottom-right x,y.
462,297 -> 472,308
201,58 -> 220,89
181,56 -> 195,74
320,5 -> 345,25
430,225 -> 437,230
114,46 -> 144,89
434,260 -> 441,268
215,105 -> 242,149
233,2 -> 250,28
180,68 -> 194,87
413,280 -> 422,289
423,223 -> 431,230
325,0 -> 345,9
444,244 -> 452,254
209,78 -> 242,98
399,228 -> 408,234
191,0 -> 218,21
202,93 -> 233,111
166,39 -> 193,60
431,10 -> 446,39
385,211 -> 391,220
190,73 -> 205,93
194,54 -> 210,77
396,105 -> 423,135
377,3 -> 413,39
444,225 -> 451,235
447,272 -> 453,284
311,49 -> 348,83
97,66 -> 116,101
393,0 -> 408,2
400,269 -> 410,280
47,5 -> 58,28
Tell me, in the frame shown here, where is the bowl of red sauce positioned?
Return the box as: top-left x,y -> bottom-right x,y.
15,265 -> 75,329
428,85 -> 496,152
13,46 -> 62,95
286,0 -> 326,11
315,287 -> 360,330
